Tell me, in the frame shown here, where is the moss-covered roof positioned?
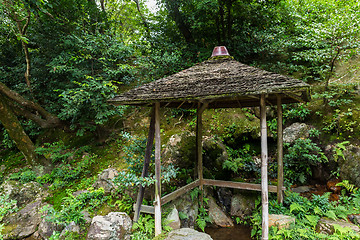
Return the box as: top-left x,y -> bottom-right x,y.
109,57 -> 310,108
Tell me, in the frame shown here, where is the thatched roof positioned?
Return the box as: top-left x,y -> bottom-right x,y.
109,57 -> 310,108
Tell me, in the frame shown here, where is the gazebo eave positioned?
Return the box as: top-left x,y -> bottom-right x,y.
109,87 -> 310,108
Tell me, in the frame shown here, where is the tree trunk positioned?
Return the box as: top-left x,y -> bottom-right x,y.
164,0 -> 194,44
0,94 -> 36,166
0,81 -> 61,128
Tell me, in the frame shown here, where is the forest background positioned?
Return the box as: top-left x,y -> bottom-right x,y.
0,0 -> 360,239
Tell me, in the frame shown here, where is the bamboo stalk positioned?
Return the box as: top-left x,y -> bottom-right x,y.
277,95 -> 284,204
134,107 -> 155,222
260,94 -> 269,240
154,102 -> 162,236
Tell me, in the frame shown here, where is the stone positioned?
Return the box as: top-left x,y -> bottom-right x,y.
86,212 -> 132,240
208,195 -> 234,228
339,144 -> 360,188
317,218 -> 360,234
92,168 -> 119,194
230,192 -> 257,218
82,210 -> 93,225
283,122 -> 310,144
349,215 -> 360,226
269,214 -> 295,229
291,186 -> 311,193
38,216 -> 64,240
166,206 -> 181,230
216,187 -> 232,213
2,200 -> 46,240
0,180 -> 47,208
170,192 -> 199,228
164,228 -> 213,240
59,221 -> 81,239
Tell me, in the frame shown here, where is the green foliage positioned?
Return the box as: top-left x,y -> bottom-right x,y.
284,138 -> 327,184
252,190 -> 360,239
58,78 -> 126,135
223,144 -> 258,175
283,104 -> 311,122
35,141 -> 74,163
113,132 -> 178,191
336,180 -> 358,195
37,152 -> 96,190
333,141 -> 350,162
132,215 -> 155,240
9,168 -> 37,183
0,193 -> 17,240
196,206 -> 212,232
43,188 -> 106,227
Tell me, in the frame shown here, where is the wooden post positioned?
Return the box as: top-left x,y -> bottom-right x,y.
277,95 -> 284,204
154,102 -> 162,236
196,102 -> 204,205
260,94 -> 269,240
134,107 -> 155,222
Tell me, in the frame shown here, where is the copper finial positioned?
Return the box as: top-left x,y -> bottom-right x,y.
211,46 -> 230,57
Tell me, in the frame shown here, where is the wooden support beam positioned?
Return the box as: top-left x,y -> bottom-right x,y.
196,102 -> 208,206
277,95 -> 284,204
133,204 -> 155,214
134,107 -> 155,222
202,179 -> 284,192
154,102 -> 162,236
161,180 -> 200,205
283,92 -> 306,103
260,94 -> 269,240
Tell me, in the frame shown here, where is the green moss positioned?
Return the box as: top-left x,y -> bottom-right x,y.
1,223 -> 17,236
96,204 -> 113,216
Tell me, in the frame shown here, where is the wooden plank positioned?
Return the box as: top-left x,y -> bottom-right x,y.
260,94 -> 269,240
202,179 -> 284,192
133,204 -> 155,214
277,95 -> 284,204
134,107 -> 155,222
154,102 -> 162,236
161,180 -> 200,205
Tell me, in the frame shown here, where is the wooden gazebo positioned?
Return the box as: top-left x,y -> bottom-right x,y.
109,47 -> 310,240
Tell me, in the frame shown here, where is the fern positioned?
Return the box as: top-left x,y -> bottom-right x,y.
336,180 -> 358,194
333,141 -> 350,162
290,202 -> 305,214
305,215 -> 320,229
325,210 -> 338,220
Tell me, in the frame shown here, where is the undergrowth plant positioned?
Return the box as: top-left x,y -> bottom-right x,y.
284,138 -> 328,184
43,188 -> 106,227
222,144 -> 258,177
112,132 -> 178,193
251,190 -> 360,240
0,194 -> 17,240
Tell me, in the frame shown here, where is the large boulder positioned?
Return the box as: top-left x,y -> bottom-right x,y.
2,200 -> 46,239
339,144 -> 360,187
283,123 -> 310,144
269,214 -> 295,229
166,206 -> 181,230
163,133 -> 229,179
86,212 -> 132,240
207,195 -> 233,228
170,192 -> 199,229
230,192 -> 257,218
317,218 -> 360,235
92,168 -> 119,194
164,228 -> 213,240
38,210 -> 64,240
0,180 -> 47,208
59,221 -> 81,239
